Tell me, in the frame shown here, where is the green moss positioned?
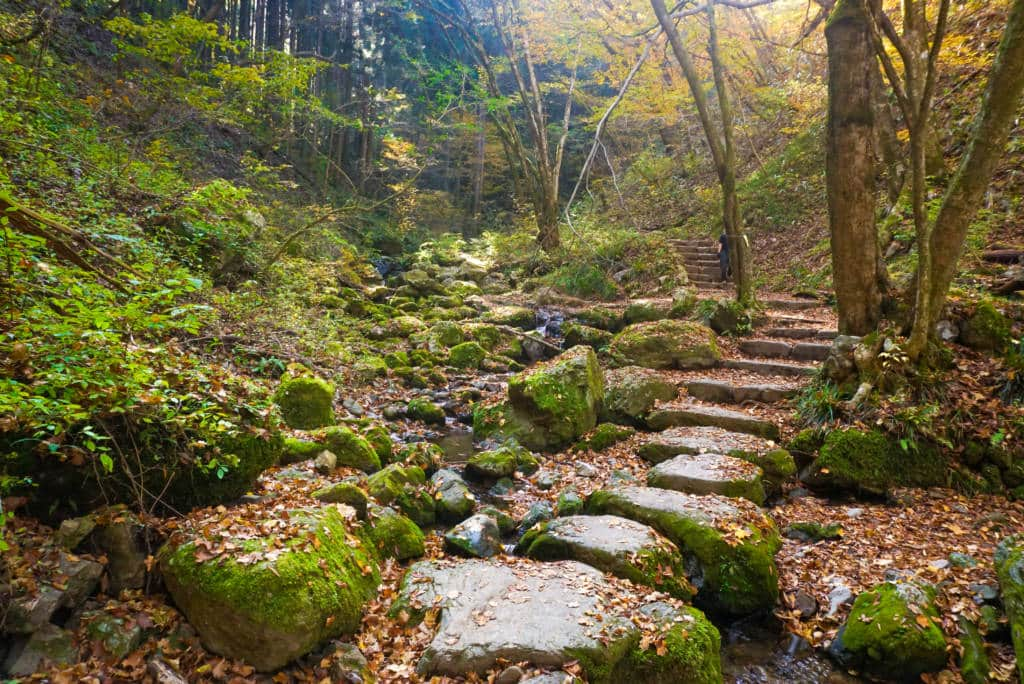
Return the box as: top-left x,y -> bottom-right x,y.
958,616 -> 990,684
555,490 -> 584,516
506,345 -> 605,451
273,375 -> 336,429
313,482 -> 369,518
397,442 -> 444,473
170,431 -> 283,509
448,341 -> 487,369
614,606 -> 722,684
812,429 -> 946,494
322,426 -> 381,473
366,464 -> 435,526
961,300 -> 1012,353
466,444 -> 537,479
995,535 -> 1024,682
384,351 -> 410,369
362,425 -> 394,465
575,307 -> 623,332
282,436 -> 323,465
483,305 -> 535,329
429,321 -> 464,347
575,423 -> 636,452
563,323 -> 614,350
367,509 -> 425,561
586,489 -> 780,617
784,521 -> 842,542
787,428 -> 825,459
842,581 -> 947,679
406,398 -> 446,426
159,507 -> 380,671
609,320 -> 720,370
461,323 -> 502,350
352,355 -> 387,381
478,505 -> 515,535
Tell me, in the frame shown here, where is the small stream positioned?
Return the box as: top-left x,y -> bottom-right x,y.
428,425 -> 862,684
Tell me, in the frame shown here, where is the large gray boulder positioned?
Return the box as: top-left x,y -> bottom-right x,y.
391,559 -> 721,682
609,320 -> 720,370
602,367 -> 678,424
647,452 -> 765,505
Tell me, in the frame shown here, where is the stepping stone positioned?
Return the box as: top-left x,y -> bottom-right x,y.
517,515 -> 694,600
647,453 -> 765,505
721,358 -> 816,378
760,298 -> 820,311
646,404 -> 780,441
791,342 -> 831,362
392,559 -> 721,680
762,327 -> 837,340
586,487 -> 781,616
685,379 -> 796,404
638,426 -> 779,464
738,339 -> 794,358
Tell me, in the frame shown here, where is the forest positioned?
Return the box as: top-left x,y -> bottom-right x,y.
2,0 -> 1024,681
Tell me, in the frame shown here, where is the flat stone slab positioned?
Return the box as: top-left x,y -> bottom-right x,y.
738,339 -> 793,358
585,487 -> 780,616
646,404 -> 780,441
393,559 -> 720,679
721,358 -> 816,377
647,453 -> 765,505
518,515 -> 694,600
791,342 -> 831,361
685,379 -> 796,405
638,426 -> 779,464
762,327 -> 838,340
760,298 -> 820,311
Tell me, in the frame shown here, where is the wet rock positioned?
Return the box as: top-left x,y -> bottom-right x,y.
647,452 -> 765,505
602,366 -> 679,424
91,507 -> 150,594
517,515 -> 694,600
479,506 -> 516,535
390,559 -> 721,681
159,506 -> 380,671
554,491 -> 584,517
4,586 -> 64,634
609,320 -> 721,370
586,486 -> 780,616
431,469 -> 476,523
3,624 -> 78,676
328,642 -> 375,683
518,502 -> 554,534
826,580 -> 854,616
838,580 -> 947,680
444,514 -> 502,558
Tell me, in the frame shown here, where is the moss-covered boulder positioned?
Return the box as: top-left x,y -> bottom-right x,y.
323,426 -> 381,473
281,436 -> 323,465
960,301 -> 1012,353
432,469 -> 476,522
838,581 -> 947,680
575,307 -> 623,332
274,375 -> 335,430
159,506 -> 380,671
586,486 -> 780,617
366,464 -> 436,526
388,315 -> 427,338
484,305 -> 536,330
609,321 -> 720,370
406,397 -> 446,426
448,341 -> 487,369
498,346 -> 605,451
313,481 -> 369,519
444,513 -> 502,558
562,323 -> 613,350
466,443 -> 538,479
574,423 -> 636,452
362,425 -> 394,465
996,535 -> 1024,681
602,367 -> 679,424
368,507 -> 425,561
622,300 -> 672,325
398,441 -> 444,473
803,428 -> 947,495
168,431 -> 283,510
518,515 -> 694,601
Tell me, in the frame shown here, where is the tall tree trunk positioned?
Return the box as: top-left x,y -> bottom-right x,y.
826,0 -> 881,335
871,64 -> 903,205
903,0 -> 946,176
923,0 -> 1024,330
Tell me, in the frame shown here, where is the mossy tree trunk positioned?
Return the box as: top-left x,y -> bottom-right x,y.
825,0 -> 882,335
651,0 -> 754,305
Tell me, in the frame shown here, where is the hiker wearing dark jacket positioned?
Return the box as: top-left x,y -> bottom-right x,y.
717,233 -> 730,282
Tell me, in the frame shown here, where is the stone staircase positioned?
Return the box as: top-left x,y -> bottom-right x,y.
398,298 -> 839,681
672,238 -> 726,290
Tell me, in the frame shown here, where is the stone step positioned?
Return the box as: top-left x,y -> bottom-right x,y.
685,379 -> 797,404
638,425 -> 781,464
761,327 -> 838,340
586,486 -> 781,616
721,358 -> 817,378
760,298 -> 822,311
647,453 -> 765,505
646,404 -> 780,441
687,265 -> 722,276
517,515 -> 694,600
394,558 -> 718,678
738,339 -> 831,362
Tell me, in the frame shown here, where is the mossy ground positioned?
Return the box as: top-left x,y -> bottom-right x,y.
273,375 -> 336,430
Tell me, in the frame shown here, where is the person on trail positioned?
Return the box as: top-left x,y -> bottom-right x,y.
717,232 -> 730,282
